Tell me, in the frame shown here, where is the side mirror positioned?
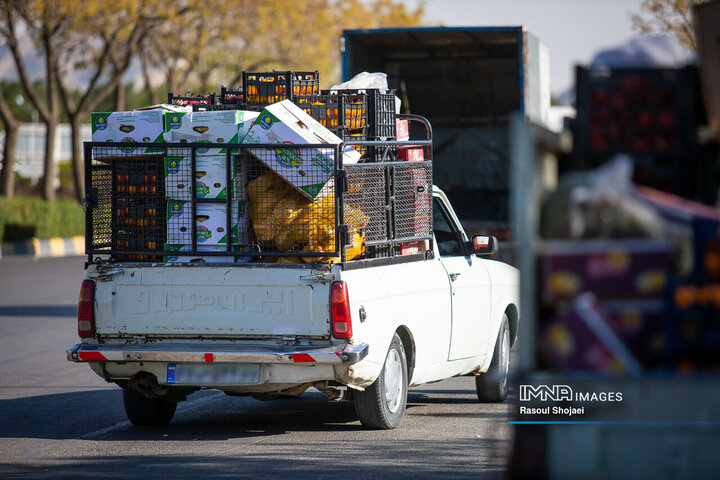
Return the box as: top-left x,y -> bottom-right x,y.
472,235 -> 498,256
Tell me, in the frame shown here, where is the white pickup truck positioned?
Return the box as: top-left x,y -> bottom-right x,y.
68,187 -> 518,429
68,115 -> 519,429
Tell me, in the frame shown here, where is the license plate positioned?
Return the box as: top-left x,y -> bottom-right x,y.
166,363 -> 260,386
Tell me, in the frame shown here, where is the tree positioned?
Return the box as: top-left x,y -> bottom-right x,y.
1,0 -> 63,201
0,88 -> 19,197
55,2 -> 154,202
216,0 -> 425,88
631,0 -> 706,50
141,0 -> 424,95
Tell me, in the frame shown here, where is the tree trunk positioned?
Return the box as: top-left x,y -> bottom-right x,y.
114,80 -> 126,111
40,17 -> 60,202
0,92 -> 20,197
140,52 -> 159,105
69,114 -> 84,203
0,122 -> 19,197
41,117 -> 58,201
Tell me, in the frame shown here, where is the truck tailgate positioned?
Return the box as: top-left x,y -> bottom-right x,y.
93,266 -> 330,338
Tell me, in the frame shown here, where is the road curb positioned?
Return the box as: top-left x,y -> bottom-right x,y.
0,236 -> 84,259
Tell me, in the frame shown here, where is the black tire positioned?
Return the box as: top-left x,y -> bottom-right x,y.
354,333 -> 408,429
476,314 -> 510,402
122,386 -> 178,426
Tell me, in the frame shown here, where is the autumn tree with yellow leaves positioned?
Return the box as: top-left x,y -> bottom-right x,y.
0,0 -> 423,200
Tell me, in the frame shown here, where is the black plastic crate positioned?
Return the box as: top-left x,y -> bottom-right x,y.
110,157 -> 166,261
336,127 -> 368,158
329,88 -> 396,140
219,85 -> 243,107
168,92 -> 216,110
367,89 -> 397,140
113,231 -> 163,262
572,66 -> 706,200
243,71 -> 319,106
293,92 -> 368,130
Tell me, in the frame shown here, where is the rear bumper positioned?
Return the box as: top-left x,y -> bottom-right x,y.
66,342 -> 369,365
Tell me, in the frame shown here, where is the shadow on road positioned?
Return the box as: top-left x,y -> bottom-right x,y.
0,439 -> 509,479
0,389 -> 364,441
1,385 -> 511,440
0,305 -> 77,317
1,388 -> 512,479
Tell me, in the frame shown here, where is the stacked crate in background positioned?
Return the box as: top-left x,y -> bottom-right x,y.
572,66 -> 708,202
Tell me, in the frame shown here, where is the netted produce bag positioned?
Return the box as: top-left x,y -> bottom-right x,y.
247,171 -> 368,262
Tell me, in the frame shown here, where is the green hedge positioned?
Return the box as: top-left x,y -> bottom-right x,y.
0,196 -> 84,241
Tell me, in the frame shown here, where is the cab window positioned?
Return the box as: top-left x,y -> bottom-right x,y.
433,198 -> 464,257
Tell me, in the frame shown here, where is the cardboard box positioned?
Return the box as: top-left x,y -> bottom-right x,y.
242,100 -> 361,199
164,155 -> 248,201
91,110 -> 165,157
396,119 -> 409,141
398,146 -> 425,162
166,200 -> 250,245
165,110 -> 259,157
540,293 -> 644,374
540,239 -> 672,303
162,244 -> 249,264
396,118 -> 425,162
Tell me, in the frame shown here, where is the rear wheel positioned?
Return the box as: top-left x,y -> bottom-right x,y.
354,333 -> 408,429
476,314 -> 510,402
122,386 -> 178,426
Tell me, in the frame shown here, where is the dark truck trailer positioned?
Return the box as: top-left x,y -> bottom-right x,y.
341,26 -> 549,238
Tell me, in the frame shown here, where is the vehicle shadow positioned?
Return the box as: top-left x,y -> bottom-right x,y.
0,384 -> 515,440
0,305 -> 77,317
0,389 -> 362,441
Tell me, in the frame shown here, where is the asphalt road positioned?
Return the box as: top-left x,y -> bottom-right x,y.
0,256 -> 514,479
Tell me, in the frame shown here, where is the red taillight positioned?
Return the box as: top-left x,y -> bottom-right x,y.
78,280 -> 96,338
331,281 -> 352,339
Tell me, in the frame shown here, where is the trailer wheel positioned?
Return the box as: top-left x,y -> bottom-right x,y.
122,386 -> 177,426
354,333 -> 408,429
476,314 -> 510,402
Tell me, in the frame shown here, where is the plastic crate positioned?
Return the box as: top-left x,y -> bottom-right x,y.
111,158 -> 166,261
292,92 -> 368,129
572,66 -> 705,200
167,92 -> 216,109
114,232 -> 163,262
243,71 -> 319,106
367,89 -> 397,140
329,88 -> 396,140
337,127 -> 368,158
219,85 -> 243,107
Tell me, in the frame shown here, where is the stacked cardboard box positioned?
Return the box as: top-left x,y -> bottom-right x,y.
162,110 -> 259,263
91,110 -> 167,157
242,100 -> 361,199
92,107 -> 260,264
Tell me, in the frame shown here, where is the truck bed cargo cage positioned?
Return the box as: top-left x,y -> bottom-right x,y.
83,115 -> 433,265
